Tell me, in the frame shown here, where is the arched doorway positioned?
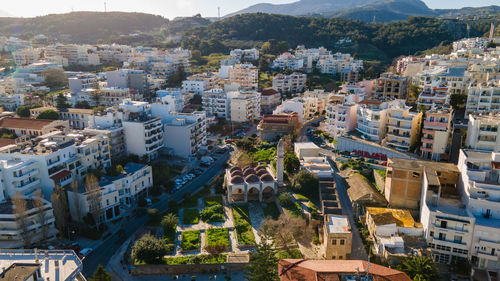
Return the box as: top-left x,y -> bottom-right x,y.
247,187 -> 260,201
232,188 -> 245,203
262,186 -> 275,201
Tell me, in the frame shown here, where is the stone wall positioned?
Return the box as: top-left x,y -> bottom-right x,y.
131,262 -> 248,276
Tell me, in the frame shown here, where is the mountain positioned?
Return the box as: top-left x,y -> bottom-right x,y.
0,11 -> 166,43
435,5 -> 500,19
321,0 -> 436,22
226,0 -> 435,21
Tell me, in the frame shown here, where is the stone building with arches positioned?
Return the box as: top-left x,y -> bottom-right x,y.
225,165 -> 278,203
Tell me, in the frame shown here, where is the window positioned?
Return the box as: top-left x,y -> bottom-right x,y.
438,233 -> 446,241
332,239 -> 336,245
332,256 -> 336,259
440,221 -> 447,229
340,239 -> 345,245
339,256 -> 343,260
412,172 -> 421,178
454,236 -> 462,243
430,231 -> 434,237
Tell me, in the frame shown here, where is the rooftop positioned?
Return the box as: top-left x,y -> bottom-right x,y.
294,142 -> 319,150
0,117 -> 60,130
366,207 -> 420,228
326,215 -> 350,233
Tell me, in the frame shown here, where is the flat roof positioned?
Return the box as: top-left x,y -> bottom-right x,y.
367,207 -> 419,228
327,215 -> 350,233
388,158 -> 459,173
0,263 -> 39,281
294,142 -> 319,150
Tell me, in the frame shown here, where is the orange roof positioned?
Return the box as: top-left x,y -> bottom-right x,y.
0,138 -> 15,148
261,89 -> 280,96
279,259 -> 411,281
0,117 -> 56,130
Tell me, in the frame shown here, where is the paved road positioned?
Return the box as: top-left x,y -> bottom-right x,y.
82,150 -> 232,277
296,117 -> 324,142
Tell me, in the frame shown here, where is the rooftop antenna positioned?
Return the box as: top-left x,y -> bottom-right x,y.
104,2 -> 107,12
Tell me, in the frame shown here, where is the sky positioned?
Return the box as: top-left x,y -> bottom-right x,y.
1,0 -> 499,19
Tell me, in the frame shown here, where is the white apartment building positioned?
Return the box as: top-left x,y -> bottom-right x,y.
420,107 -> 453,161
317,53 -> 363,75
158,112 -> 207,159
106,69 -> 148,94
99,87 -> 137,106
230,91 -> 261,122
12,48 -> 40,66
0,93 -> 24,111
465,80 -> 500,117
383,103 -> 422,152
453,37 -> 490,51
356,100 -> 392,142
30,107 -> 95,130
414,66 -> 467,96
417,84 -> 450,110
466,114 -> 500,152
228,64 -> 258,90
272,72 -> 306,94
0,159 -> 42,200
325,100 -> 358,139
202,89 -> 232,119
68,72 -> 98,94
0,249 -> 84,280
271,53 -> 304,70
157,89 -> 185,113
230,48 -> 259,61
273,97 -> 319,123
458,149 -> 500,269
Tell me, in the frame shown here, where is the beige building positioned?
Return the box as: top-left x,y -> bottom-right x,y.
272,72 -> 306,94
225,165 -> 277,203
257,113 -> 299,142
383,103 -> 422,152
0,117 -> 69,137
260,88 -> 281,114
228,64 -> 258,90
466,113 -> 500,152
99,87 -> 138,106
373,72 -> 409,100
420,107 -> 453,161
30,107 -> 95,130
230,91 -> 261,122
385,158 -> 459,210
323,214 -> 352,260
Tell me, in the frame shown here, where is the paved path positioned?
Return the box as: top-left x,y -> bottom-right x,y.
248,202 -> 265,245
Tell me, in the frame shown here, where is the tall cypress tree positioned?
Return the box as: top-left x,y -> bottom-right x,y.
245,229 -> 279,281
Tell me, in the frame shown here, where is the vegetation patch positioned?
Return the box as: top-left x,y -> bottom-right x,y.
261,202 -> 280,220
206,228 -> 230,248
181,230 -> 200,251
232,206 -> 256,246
204,195 -> 223,207
276,248 -> 302,259
200,204 -> 225,223
183,209 -> 199,225
163,254 -> 227,265
278,192 -> 303,218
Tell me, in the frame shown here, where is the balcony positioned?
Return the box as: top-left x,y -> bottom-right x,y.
424,121 -> 448,128
421,137 -> 434,144
16,179 -> 41,194
420,147 -> 433,152
422,129 -> 436,135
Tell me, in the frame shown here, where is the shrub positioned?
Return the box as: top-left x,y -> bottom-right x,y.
206,228 -> 229,248
200,204 -> 225,223
278,192 -> 294,209
183,209 -> 199,225
181,230 -> 200,251
132,234 -> 167,264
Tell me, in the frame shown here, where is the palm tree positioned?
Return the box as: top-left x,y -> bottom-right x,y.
161,213 -> 178,232
397,256 -> 440,281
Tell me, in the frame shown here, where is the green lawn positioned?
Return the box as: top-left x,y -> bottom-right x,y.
282,201 -> 303,218
181,230 -> 200,251
163,254 -> 227,265
183,209 -> 199,225
206,228 -> 230,247
204,195 -> 223,207
232,206 -> 256,246
261,202 -> 280,220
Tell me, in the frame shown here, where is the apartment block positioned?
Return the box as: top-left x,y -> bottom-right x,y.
356,100 -> 391,142
325,97 -> 358,139
182,72 -> 219,94
68,72 -> 98,93
273,97 -> 320,123
30,107 -> 94,130
420,107 -> 453,161
260,88 -> 281,114
0,93 -> 25,111
383,103 -> 422,152
12,48 -> 40,66
202,89 -> 232,119
414,66 -> 467,96
230,48 -> 259,61
385,158 -> 459,210
417,85 -> 450,110
272,72 -> 306,94
465,80 -> 500,117
230,91 -> 261,122
156,89 -> 185,113
316,53 -> 363,75
228,64 -> 258,90
323,215 -> 352,260
466,114 -> 500,152
373,72 -> 409,100
257,113 -> 300,142
121,111 -> 163,161
106,69 -> 148,94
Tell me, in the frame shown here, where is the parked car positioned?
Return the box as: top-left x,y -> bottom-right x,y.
145,198 -> 152,206
79,248 -> 93,257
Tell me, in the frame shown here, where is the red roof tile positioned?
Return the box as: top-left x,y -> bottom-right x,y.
0,117 -> 56,130
50,170 -> 72,182
0,138 -> 15,148
261,89 -> 280,96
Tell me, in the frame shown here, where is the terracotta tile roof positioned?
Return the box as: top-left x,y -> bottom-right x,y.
0,117 -> 55,130
279,259 -> 411,281
261,88 -> 280,96
50,170 -> 72,182
0,138 -> 15,148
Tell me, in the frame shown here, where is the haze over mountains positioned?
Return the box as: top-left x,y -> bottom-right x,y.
226,0 -> 499,22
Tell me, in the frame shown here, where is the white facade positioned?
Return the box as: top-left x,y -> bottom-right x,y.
466,114 -> 500,152
230,91 -> 261,122
356,100 -> 392,142
202,89 -> 232,119
271,53 -> 304,70
420,107 -> 453,161
465,80 -> 500,117
325,101 -> 358,139
272,72 -> 306,94
182,79 -> 207,94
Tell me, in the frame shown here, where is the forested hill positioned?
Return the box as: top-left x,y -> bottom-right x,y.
0,12 -> 166,43
182,13 -> 479,62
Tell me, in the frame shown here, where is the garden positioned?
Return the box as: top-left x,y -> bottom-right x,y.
183,208 -> 200,225
181,230 -> 201,252
206,228 -> 230,248
232,206 -> 256,246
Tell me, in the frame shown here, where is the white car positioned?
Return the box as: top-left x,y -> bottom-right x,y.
79,248 -> 93,257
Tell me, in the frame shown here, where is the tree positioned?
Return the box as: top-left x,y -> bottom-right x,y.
71,180 -> 83,223
37,110 -> 59,120
89,265 -> 112,281
55,93 -> 70,110
189,94 -> 202,105
396,256 -> 440,281
74,101 -> 91,109
51,184 -> 71,236
43,67 -> 68,89
131,234 -> 168,264
262,214 -> 311,256
245,229 -> 279,281
85,174 -> 102,227
407,84 -> 421,103
161,213 -> 178,232
449,93 -> 467,110
12,193 -> 31,247
0,128 -> 17,139
167,65 -> 186,87
261,39 -> 289,55
33,190 -> 50,243
291,170 -> 319,197
284,153 -> 300,175
16,105 -> 41,117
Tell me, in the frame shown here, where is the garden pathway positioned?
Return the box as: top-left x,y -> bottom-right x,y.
248,202 -> 265,244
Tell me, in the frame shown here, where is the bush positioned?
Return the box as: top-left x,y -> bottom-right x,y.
132,234 -> 167,264
278,192 -> 294,209
291,170 -> 319,199
163,254 -> 227,265
181,230 -> 200,251
232,206 -> 256,246
200,204 -> 225,223
183,209 -> 199,225
206,228 -> 229,248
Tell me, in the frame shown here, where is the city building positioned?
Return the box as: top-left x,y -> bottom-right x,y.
202,89 -> 232,119
271,53 -> 304,70
230,48 -> 259,61
12,48 -> 40,66
228,64 -> 258,90
99,87 -> 138,106
0,117 -> 69,137
325,93 -> 359,139
466,114 -> 500,152
0,249 -> 84,280
278,259 -> 411,281
257,113 -> 300,142
356,100 -> 392,142
106,69 -> 148,94
272,72 -> 306,95
182,72 -> 219,94
230,91 -> 261,122
156,89 -> 185,113
385,158 -> 459,210
316,53 -> 363,76
273,97 -> 319,123
260,88 -> 281,114
383,102 -> 423,152
0,93 -> 25,111
30,107 -> 95,130
417,85 -> 450,111
420,107 -> 453,161
294,142 -> 333,178
465,80 -> 500,117
323,215 -> 352,260
68,72 -> 98,94
225,165 -> 277,203
372,72 -> 409,100
83,126 -> 126,159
